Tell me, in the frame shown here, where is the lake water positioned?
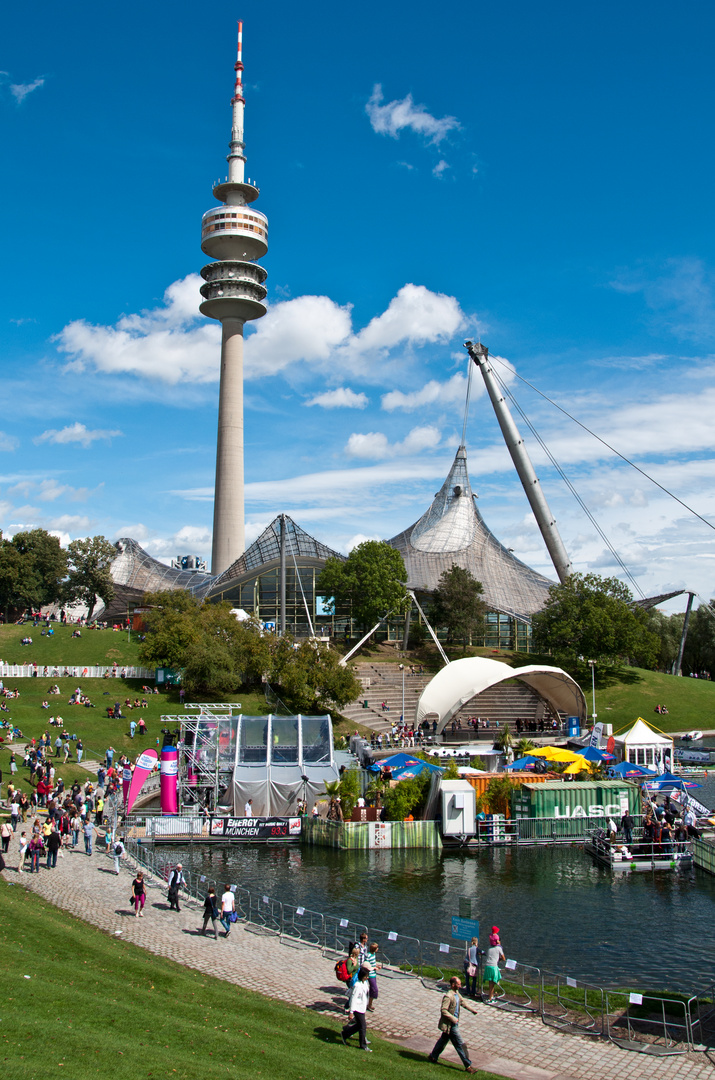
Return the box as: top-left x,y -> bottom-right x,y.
164,839 -> 715,994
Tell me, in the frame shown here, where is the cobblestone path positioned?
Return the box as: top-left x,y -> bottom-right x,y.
2,829 -> 713,1080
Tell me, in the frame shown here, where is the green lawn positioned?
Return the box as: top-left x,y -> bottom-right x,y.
0,622 -> 143,668
580,665 -> 715,735
0,678 -> 270,794
0,878 -> 505,1080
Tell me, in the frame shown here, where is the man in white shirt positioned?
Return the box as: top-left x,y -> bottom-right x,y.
341,966 -> 372,1051
244,799 -> 253,818
113,836 -> 126,874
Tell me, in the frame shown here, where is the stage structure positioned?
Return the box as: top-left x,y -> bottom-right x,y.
178,706 -> 339,816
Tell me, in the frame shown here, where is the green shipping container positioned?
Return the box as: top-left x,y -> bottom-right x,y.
512,780 -> 641,822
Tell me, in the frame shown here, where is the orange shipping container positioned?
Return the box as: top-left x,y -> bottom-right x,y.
463,772 -> 561,817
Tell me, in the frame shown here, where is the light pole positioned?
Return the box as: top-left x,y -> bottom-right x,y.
588,660 -> 597,722
399,663 -> 405,725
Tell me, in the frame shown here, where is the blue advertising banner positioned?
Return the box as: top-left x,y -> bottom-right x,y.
451,916 -> 480,940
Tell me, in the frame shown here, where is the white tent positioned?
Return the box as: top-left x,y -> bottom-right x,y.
415,657 -> 586,733
230,714 -> 340,816
613,718 -> 673,772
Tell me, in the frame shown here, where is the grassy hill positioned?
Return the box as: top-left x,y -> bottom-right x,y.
0,878 -> 504,1080
0,622 -> 142,668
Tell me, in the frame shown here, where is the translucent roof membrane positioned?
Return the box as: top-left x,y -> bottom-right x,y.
388,446 -> 555,619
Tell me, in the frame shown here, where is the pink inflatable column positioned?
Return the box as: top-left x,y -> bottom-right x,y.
160,746 -> 179,815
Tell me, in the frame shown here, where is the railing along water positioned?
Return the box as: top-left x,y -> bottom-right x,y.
122,838 -> 714,1054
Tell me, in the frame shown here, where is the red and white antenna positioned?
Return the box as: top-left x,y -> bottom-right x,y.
232,20 -> 245,105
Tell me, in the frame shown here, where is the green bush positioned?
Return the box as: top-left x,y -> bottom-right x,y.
382,771 -> 431,820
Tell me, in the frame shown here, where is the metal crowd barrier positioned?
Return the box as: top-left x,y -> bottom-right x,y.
605,990 -> 691,1055
540,970 -> 606,1036
121,839 -> 714,1054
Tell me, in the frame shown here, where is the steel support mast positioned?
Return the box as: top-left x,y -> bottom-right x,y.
465,341 -> 572,583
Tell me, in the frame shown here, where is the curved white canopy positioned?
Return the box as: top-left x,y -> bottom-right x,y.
415,657 -> 587,732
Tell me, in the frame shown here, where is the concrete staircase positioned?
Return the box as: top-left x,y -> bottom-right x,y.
441,682 -> 559,742
340,662 -> 432,733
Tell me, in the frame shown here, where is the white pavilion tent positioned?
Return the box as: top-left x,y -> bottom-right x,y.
612,718 -> 674,773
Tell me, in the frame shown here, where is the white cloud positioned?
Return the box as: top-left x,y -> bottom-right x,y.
246,295 -> 353,377
7,480 -> 100,503
351,284 -> 465,353
382,372 -> 468,412
0,431 -> 19,451
346,424 -> 441,460
55,277 -> 467,386
345,533 -> 383,551
366,84 -> 460,145
34,423 -> 123,448
432,160 -> 450,178
305,387 -> 369,409
10,76 -> 45,104
55,275 -> 221,385
47,514 -> 92,532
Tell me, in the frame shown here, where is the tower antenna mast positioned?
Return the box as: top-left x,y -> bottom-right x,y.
199,22 -> 269,575
465,341 -> 572,582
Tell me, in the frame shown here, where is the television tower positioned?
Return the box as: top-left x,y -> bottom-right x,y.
200,22 -> 268,575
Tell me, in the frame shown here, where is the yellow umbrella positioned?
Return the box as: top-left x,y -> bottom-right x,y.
562,758 -> 593,774
531,747 -> 582,762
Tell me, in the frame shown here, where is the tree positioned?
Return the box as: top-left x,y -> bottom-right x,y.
531,572 -> 658,668
269,637 -> 361,713
484,775 -> 515,816
682,602 -> 715,678
0,541 -> 28,621
63,535 -> 116,620
317,541 -> 408,630
431,564 -> 486,649
381,771 -> 431,821
11,529 -> 67,608
137,591 -> 360,704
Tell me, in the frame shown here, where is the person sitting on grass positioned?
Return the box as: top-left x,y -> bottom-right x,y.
41,701 -> 49,709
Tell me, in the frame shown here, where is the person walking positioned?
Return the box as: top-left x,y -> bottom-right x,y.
71,811 -> 82,848
483,928 -> 506,1003
201,886 -> 220,940
10,799 -> 20,832
18,831 -> 28,872
132,870 -> 146,916
620,810 -> 634,844
113,836 -> 126,874
1,820 -> 11,853
83,816 -> 97,856
464,936 -> 479,999
365,942 -> 381,1011
76,739 -> 84,764
28,833 -> 43,873
220,884 -> 236,937
428,976 -> 478,1072
167,864 -> 185,911
46,826 -> 61,869
341,966 -> 372,1052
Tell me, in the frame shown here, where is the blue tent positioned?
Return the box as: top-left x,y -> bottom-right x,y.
389,760 -> 444,780
575,746 -> 616,762
375,753 -> 440,771
609,761 -> 657,777
506,755 -> 540,770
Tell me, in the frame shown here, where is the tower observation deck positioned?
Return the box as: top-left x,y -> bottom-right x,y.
200,21 -> 268,575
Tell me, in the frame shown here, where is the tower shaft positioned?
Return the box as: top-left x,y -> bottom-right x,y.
200,22 -> 268,576
212,318 -> 246,572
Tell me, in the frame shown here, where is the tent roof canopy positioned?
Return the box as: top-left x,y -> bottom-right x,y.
613,718 -> 673,747
415,657 -> 587,733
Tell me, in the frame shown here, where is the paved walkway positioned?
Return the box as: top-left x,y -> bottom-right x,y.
1,829 -> 713,1080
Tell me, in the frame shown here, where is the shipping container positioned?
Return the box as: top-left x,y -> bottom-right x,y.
463,772 -> 561,817
512,780 -> 641,822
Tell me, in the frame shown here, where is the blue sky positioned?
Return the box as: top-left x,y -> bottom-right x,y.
2,1 -> 715,610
